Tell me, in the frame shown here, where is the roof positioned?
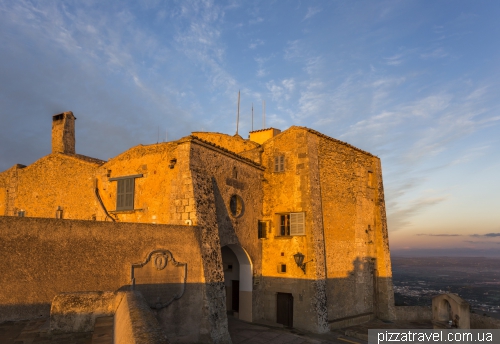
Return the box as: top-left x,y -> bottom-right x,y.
248,127 -> 280,133
189,135 -> 264,170
292,126 -> 376,157
73,154 -> 106,165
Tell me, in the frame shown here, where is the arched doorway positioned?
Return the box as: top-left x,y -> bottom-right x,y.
221,244 -> 253,322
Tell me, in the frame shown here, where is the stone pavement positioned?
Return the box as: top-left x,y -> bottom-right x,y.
1,315 -> 370,344
0,316 -> 114,344
228,316 -> 367,344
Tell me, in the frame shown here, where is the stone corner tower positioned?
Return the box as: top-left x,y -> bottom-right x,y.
51,111 -> 76,154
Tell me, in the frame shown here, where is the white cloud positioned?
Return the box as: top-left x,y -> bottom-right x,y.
303,7 -> 321,21
420,47 -> 448,59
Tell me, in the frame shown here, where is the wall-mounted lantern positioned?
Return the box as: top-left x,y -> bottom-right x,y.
293,252 -> 307,274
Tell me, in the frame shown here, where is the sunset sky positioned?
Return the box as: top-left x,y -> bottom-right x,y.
1,1 -> 499,256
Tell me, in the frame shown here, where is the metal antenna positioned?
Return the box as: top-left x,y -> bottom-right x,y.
262,100 -> 266,129
157,126 -> 159,143
251,103 -> 254,132
236,90 -> 240,135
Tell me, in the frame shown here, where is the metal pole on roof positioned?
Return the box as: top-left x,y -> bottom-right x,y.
251,103 -> 254,132
262,100 -> 266,129
236,90 -> 240,135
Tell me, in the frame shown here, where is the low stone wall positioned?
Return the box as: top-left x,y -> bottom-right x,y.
0,216 -> 214,342
471,313 -> 500,329
51,291 -> 120,333
115,291 -> 168,344
395,306 -> 432,321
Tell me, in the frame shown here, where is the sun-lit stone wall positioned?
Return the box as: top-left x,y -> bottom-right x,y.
317,133 -> 395,321
96,142 -> 180,224
191,132 -> 260,154
2,154 -> 100,219
257,127 -> 329,333
0,216 -> 215,343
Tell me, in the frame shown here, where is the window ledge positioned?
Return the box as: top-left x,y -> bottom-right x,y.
274,235 -> 293,239
110,209 -> 144,214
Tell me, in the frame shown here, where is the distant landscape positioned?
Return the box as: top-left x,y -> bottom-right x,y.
391,257 -> 500,319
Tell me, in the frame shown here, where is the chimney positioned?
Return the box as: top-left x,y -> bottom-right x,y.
52,111 -> 76,154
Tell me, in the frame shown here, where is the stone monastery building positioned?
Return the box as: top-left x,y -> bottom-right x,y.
0,112 -> 395,342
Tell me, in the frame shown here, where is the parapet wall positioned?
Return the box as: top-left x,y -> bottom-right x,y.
0,216 -> 209,340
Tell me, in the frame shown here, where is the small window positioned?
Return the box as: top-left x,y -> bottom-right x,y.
229,194 -> 244,217
277,212 -> 305,236
258,221 -> 267,239
274,155 -> 285,172
232,166 -> 238,179
117,178 -> 135,210
368,171 -> 373,187
277,264 -> 287,273
279,214 -> 290,236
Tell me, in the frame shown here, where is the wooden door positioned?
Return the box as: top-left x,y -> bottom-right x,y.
232,280 -> 239,312
276,292 -> 293,327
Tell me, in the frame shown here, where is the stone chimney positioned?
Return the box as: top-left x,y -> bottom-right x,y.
52,111 -> 76,154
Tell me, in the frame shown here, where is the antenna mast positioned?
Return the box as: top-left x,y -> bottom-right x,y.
236,90 -> 240,135
251,103 -> 254,132
262,100 -> 266,129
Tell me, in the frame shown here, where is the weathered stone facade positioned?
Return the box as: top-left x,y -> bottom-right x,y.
0,112 -> 396,339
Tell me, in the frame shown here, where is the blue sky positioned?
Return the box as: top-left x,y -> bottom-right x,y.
1,0 -> 499,256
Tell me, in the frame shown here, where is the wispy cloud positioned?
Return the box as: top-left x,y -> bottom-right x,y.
384,53 -> 404,66
387,196 -> 448,232
303,7 -> 321,21
420,47 -> 448,59
416,233 -> 461,236
470,233 -> 500,237
249,39 -> 264,49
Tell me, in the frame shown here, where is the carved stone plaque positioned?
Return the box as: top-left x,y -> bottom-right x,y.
131,249 -> 187,309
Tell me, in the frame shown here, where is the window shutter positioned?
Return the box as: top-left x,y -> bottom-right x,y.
117,180 -> 124,209
117,178 -> 135,210
290,212 -> 305,235
274,156 -> 279,172
279,155 -> 284,171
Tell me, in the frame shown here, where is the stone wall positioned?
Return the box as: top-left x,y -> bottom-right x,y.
13,154 -> 100,219
395,306 -> 432,321
317,131 -> 394,321
0,216 -> 215,342
191,132 -> 260,154
470,313 -> 500,329
258,127 -> 329,333
97,142 -> 179,224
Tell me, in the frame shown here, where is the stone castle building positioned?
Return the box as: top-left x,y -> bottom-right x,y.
0,111 -> 395,341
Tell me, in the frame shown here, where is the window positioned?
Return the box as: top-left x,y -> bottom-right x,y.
274,155 -> 285,172
368,171 -> 374,187
277,212 -> 305,236
277,264 -> 287,273
117,178 -> 135,210
109,174 -> 143,211
258,221 -> 268,239
229,194 -> 244,217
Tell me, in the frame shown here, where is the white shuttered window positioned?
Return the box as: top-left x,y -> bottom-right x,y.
290,212 -> 305,235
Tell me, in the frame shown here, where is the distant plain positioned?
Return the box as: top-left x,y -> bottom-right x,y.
392,257 -> 500,319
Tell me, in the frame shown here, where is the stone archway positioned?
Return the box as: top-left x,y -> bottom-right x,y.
221,244 -> 253,322
432,294 -> 470,329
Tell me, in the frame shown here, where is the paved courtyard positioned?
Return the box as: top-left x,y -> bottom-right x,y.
0,315 -> 368,344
